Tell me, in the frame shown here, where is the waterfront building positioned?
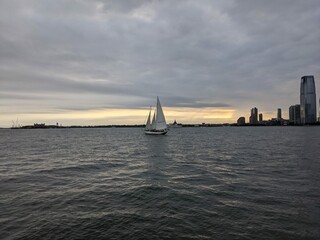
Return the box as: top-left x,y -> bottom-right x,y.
259,113 -> 263,122
300,76 -> 317,124
277,108 -> 282,120
249,107 -> 258,125
237,117 -> 245,125
289,105 -> 301,125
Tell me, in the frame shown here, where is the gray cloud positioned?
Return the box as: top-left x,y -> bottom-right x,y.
0,0 -> 319,125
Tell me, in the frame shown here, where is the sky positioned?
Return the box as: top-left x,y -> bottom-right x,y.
1,0 -> 320,127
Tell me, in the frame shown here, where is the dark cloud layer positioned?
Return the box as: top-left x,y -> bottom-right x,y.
0,0 -> 319,125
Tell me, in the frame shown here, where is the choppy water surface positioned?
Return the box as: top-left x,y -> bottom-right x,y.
1,127 -> 320,239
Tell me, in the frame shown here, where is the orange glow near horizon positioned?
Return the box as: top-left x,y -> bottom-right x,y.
1,107 -> 237,127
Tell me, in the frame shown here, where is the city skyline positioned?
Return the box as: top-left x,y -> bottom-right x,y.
1,1 -> 320,127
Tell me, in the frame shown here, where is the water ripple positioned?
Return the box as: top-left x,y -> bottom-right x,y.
0,127 -> 320,239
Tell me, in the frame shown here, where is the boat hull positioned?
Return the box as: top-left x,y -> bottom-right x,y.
144,129 -> 168,135
169,125 -> 182,128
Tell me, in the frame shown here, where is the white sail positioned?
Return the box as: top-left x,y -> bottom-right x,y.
155,96 -> 167,130
151,112 -> 156,130
145,110 -> 151,130
144,97 -> 168,135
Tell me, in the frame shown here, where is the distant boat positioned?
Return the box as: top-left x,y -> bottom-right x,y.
145,97 -> 168,135
169,120 -> 182,128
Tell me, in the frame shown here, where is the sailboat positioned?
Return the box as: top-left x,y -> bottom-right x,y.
145,97 -> 168,135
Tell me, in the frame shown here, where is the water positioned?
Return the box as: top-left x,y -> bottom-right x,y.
1,127 -> 319,239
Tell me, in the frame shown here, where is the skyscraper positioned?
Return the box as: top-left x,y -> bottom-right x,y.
300,76 -> 317,124
289,105 -> 301,125
259,113 -> 263,122
249,107 -> 258,125
277,108 -> 282,120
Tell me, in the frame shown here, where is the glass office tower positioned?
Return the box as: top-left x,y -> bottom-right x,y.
300,76 -> 317,124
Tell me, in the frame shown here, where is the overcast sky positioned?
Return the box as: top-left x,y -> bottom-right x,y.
1,0 -> 319,127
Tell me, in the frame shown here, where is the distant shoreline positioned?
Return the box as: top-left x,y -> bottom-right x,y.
4,123 -> 320,129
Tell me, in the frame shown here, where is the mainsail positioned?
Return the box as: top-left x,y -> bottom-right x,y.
151,112 -> 156,130
155,97 -> 167,130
